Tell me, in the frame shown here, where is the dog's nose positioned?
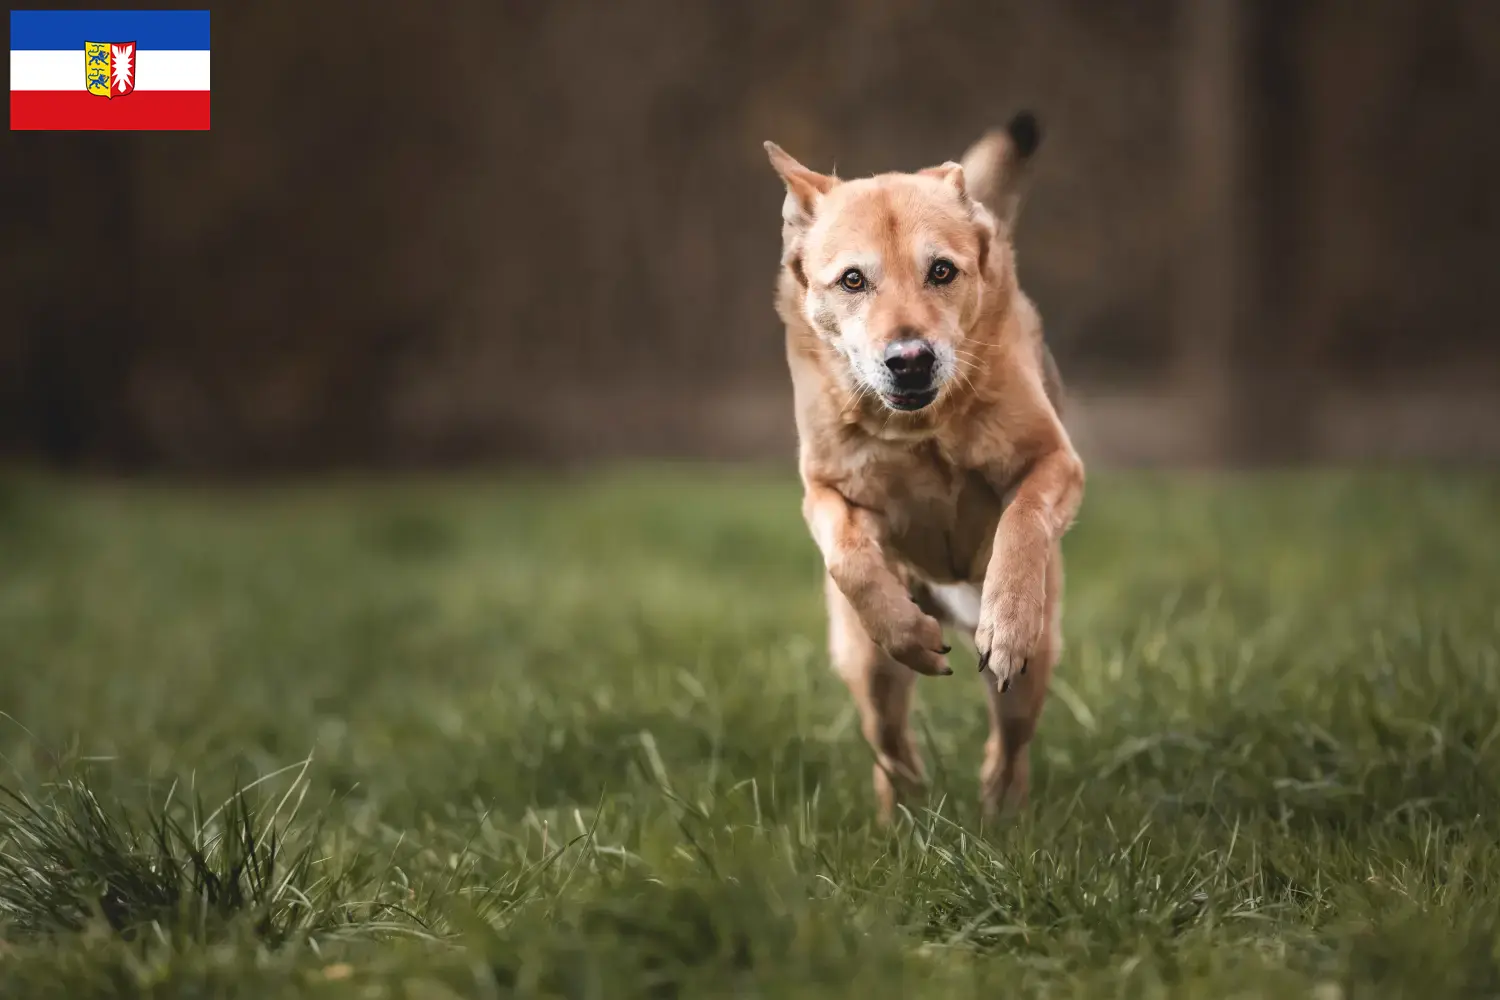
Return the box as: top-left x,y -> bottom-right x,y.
884,339 -> 936,388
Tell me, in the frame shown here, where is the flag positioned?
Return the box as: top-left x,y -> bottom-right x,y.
10,10 -> 211,130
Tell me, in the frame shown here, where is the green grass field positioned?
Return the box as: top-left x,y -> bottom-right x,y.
1,468 -> 1498,998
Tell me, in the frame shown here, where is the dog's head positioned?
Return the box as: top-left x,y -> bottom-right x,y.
765,113 -> 1041,412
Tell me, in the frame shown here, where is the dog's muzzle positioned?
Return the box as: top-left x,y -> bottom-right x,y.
882,339 -> 939,411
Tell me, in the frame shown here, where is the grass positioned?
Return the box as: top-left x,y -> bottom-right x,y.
0,466 -> 1498,998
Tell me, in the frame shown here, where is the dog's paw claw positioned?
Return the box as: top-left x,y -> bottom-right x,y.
975,587 -> 1044,692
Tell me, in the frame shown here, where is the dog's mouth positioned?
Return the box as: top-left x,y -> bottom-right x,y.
882,388 -> 939,412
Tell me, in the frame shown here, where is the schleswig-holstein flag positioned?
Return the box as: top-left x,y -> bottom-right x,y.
10,10 -> 211,130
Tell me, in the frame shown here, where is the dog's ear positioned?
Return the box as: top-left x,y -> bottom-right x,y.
764,142 -> 839,284
764,141 -> 837,232
959,110 -> 1042,230
918,161 -> 968,198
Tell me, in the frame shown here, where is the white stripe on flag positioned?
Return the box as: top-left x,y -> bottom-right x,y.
9,50 -> 211,91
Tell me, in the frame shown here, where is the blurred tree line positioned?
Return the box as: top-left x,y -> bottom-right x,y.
2,0 -> 1496,470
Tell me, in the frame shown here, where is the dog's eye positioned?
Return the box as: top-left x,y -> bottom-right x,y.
928,259 -> 957,285
838,269 -> 867,292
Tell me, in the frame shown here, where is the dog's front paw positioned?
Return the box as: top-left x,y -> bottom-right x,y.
975,586 -> 1044,692
875,603 -> 952,677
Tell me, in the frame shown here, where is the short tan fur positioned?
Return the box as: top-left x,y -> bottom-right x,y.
764,113 -> 1084,821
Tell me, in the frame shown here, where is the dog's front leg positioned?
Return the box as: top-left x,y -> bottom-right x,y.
802,482 -> 952,676
976,448 -> 1084,691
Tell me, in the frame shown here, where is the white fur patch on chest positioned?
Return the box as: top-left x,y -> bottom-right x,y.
927,581 -> 982,632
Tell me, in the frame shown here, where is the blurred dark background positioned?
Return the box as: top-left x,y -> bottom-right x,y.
3,0 -> 1497,473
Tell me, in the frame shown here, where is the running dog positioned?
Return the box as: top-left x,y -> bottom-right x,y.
764,113 -> 1083,821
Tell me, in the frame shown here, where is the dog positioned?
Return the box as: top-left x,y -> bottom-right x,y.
763,113 -> 1084,822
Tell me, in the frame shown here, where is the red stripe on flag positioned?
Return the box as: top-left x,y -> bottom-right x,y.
10,91 -> 210,131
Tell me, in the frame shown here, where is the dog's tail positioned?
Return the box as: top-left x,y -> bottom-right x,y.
960,111 -> 1042,230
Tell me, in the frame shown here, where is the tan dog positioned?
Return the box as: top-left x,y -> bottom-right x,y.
764,113 -> 1084,822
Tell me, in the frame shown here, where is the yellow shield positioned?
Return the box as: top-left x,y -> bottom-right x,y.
85,42 -> 111,98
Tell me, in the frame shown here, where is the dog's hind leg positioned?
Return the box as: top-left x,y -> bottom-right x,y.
980,543 -> 1062,819
825,574 -> 925,824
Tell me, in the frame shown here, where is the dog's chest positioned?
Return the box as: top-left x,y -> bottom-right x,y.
833,438 -> 1007,584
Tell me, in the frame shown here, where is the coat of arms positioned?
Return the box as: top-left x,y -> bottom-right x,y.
85,41 -> 136,98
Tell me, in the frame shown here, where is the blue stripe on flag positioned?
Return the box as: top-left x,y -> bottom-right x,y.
9,10 -> 211,51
